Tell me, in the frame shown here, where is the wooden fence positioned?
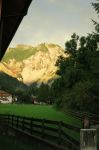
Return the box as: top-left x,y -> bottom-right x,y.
65,110 -> 99,125
0,114 -> 80,150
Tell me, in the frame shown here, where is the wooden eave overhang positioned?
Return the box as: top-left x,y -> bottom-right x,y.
0,0 -> 32,60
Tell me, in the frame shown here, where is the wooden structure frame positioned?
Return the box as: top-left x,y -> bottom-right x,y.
0,0 -> 32,60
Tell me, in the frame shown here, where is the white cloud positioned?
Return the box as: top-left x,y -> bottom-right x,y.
9,0 -> 97,49
48,0 -> 58,3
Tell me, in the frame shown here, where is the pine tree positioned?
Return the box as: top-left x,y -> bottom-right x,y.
92,0 -> 99,33
92,0 -> 99,14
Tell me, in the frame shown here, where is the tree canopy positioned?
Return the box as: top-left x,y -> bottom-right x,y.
50,0 -> 99,114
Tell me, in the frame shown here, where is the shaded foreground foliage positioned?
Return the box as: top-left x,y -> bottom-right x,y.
0,135 -> 45,150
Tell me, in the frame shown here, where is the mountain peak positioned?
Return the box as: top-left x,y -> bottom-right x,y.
2,43 -> 68,85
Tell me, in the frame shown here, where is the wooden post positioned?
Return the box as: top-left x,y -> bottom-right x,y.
8,115 -> 10,130
41,119 -> 45,138
83,115 -> 90,129
30,118 -> 33,134
12,115 -> 13,128
7,115 -> 9,127
22,117 -> 24,131
7,115 -> 9,133
17,116 -> 19,128
80,129 -> 97,150
58,121 -> 62,145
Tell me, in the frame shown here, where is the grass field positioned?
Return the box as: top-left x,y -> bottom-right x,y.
0,104 -> 81,128
0,104 -> 82,146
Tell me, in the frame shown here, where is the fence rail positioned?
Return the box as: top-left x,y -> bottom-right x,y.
65,110 -> 99,125
0,114 -> 80,150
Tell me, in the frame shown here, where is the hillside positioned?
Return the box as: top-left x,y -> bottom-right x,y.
0,71 -> 27,95
1,43 -> 68,85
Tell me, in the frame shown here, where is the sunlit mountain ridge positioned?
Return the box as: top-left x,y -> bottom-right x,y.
1,43 -> 68,85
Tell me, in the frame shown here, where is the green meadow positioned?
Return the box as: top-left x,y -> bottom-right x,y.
0,104 -> 82,148
0,104 -> 81,128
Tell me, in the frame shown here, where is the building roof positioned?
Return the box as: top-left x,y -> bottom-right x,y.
0,0 -> 32,60
0,90 -> 11,96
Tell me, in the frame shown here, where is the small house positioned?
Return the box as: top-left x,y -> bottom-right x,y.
0,90 -> 12,103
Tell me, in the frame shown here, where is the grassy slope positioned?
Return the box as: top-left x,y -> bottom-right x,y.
3,44 -> 48,62
3,48 -> 37,62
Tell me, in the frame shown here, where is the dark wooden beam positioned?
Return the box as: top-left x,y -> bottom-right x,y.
0,0 -> 32,60
0,0 -> 2,17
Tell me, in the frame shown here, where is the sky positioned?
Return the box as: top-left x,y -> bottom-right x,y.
9,0 -> 97,49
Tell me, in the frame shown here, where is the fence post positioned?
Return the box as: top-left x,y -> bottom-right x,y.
7,115 -> 9,127
41,119 -> 45,138
58,121 -> 62,145
30,118 -> 33,134
7,115 -> 10,133
16,116 -> 19,128
22,117 -> 25,131
80,129 -> 97,150
12,115 -> 13,128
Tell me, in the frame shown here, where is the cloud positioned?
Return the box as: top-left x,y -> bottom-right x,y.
48,0 -> 58,3
9,0 -> 97,49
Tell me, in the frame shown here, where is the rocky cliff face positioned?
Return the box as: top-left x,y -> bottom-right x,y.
1,43 -> 68,85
